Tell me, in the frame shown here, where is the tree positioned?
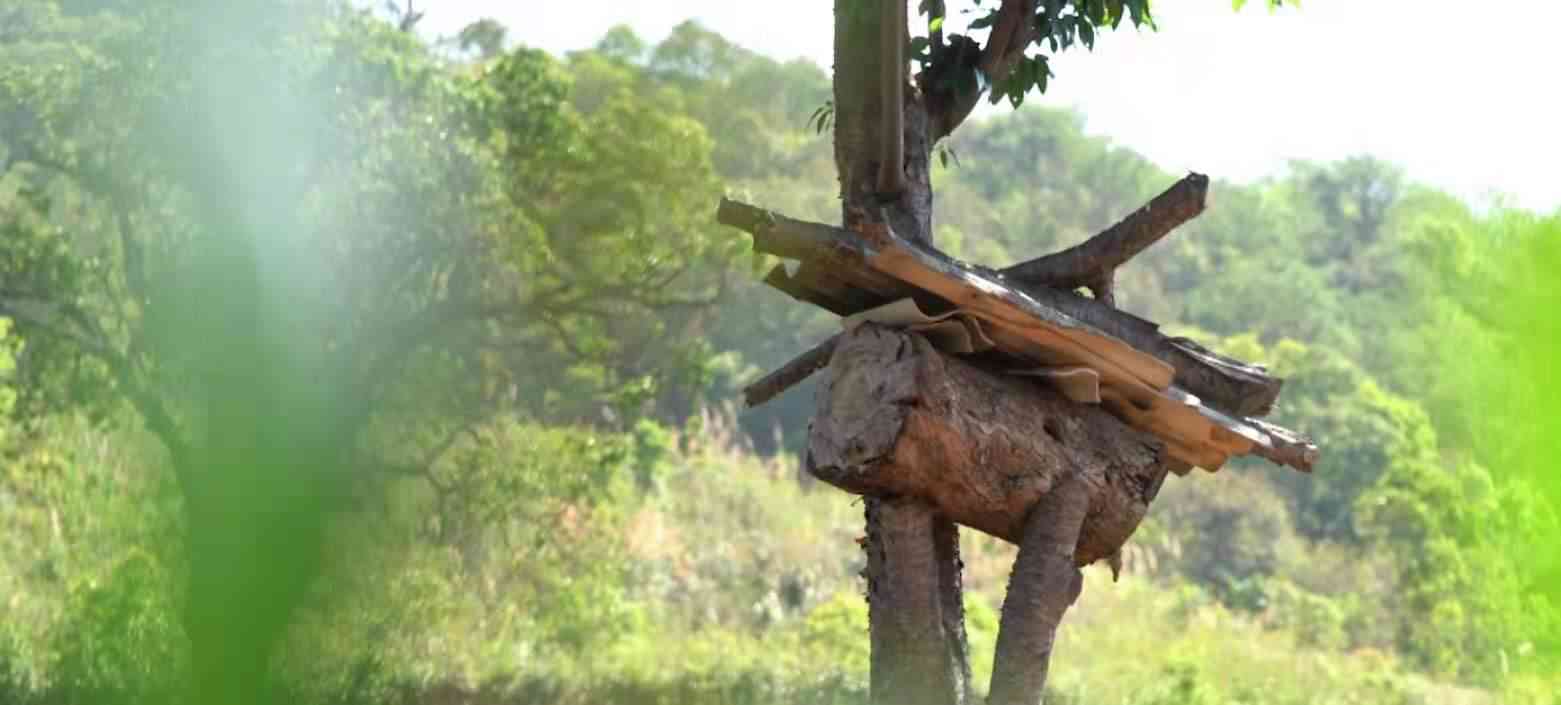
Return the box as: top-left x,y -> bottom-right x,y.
0,2 -> 732,702
455,17 -> 507,60
814,2 -> 1284,703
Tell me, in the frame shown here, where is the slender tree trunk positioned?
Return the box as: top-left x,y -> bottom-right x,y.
833,4 -> 969,705
863,499 -> 972,705
985,478 -> 1089,705
182,450 -> 329,705
834,1 -> 933,245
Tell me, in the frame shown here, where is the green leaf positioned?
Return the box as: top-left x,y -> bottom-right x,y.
1128,0 -> 1151,27
1078,20 -> 1095,49
929,16 -> 945,33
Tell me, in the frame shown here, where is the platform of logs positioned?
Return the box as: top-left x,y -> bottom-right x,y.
717,173 -> 1319,705
717,173 -> 1318,557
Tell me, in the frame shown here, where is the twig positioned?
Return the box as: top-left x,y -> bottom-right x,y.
741,334 -> 840,409
1000,172 -> 1209,305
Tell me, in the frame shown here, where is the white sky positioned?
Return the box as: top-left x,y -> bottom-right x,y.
418,1 -> 1560,213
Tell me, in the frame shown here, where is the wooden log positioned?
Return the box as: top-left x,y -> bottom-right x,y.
743,335 -> 839,409
806,324 -> 1173,565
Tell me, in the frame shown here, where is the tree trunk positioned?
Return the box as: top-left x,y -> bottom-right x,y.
833,4 -> 968,704
863,498 -> 972,705
180,434 -> 333,705
833,1 -> 933,245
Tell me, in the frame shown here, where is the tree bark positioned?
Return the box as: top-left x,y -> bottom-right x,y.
985,477 -> 1089,705
864,497 -> 972,705
806,323 -> 1173,566
834,3 -> 970,703
834,0 -> 931,246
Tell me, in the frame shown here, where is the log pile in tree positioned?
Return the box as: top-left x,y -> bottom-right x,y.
715,2 -> 1318,703
717,186 -> 1316,476
718,166 -> 1318,705
808,324 -> 1171,565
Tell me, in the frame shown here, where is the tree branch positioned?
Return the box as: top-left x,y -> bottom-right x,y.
924,0 -> 946,54
927,0 -> 1035,140
1001,172 -> 1209,305
0,294 -> 194,483
978,0 -> 1029,76
741,334 -> 839,408
332,294 -> 537,450
717,196 -> 1286,418
986,476 -> 1089,705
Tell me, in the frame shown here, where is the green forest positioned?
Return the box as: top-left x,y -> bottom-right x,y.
2,1 -> 1558,704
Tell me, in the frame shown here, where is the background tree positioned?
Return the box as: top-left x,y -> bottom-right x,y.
0,2 -> 732,702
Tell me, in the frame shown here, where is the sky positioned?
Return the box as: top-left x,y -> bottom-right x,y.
416,1 -> 1560,213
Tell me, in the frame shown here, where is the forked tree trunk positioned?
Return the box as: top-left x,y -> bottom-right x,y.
827,5 -> 1181,703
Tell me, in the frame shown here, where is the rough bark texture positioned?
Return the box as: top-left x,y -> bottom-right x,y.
807,323 -> 1173,566
864,498 -> 971,705
932,516 -> 975,705
1000,173 -> 1210,305
833,5 -> 971,704
835,1 -> 931,246
985,478 -> 1089,705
